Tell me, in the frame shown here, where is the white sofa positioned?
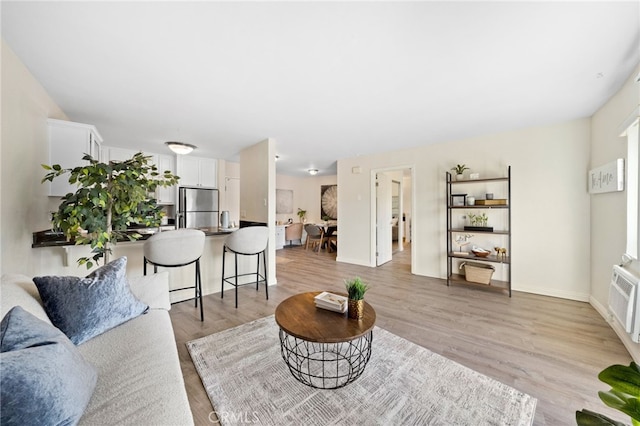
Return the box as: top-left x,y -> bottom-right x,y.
0,272 -> 194,425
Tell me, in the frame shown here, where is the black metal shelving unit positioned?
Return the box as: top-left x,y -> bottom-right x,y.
446,166 -> 511,296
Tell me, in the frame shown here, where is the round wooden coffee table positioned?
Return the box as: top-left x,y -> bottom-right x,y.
275,291 -> 376,389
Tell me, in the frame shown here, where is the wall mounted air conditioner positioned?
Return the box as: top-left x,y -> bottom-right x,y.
609,265 -> 640,342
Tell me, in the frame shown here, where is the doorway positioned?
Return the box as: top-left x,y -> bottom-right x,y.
373,167 -> 414,270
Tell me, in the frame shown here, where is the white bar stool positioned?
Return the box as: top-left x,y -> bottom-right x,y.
143,229 -> 206,321
221,226 -> 269,308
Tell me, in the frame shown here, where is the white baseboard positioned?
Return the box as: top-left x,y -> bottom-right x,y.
335,256 -> 373,267
590,295 -> 640,363
514,285 -> 590,302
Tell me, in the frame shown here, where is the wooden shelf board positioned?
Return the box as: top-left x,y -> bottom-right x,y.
448,176 -> 508,184
447,252 -> 510,264
448,205 -> 508,209
448,228 -> 509,235
447,274 -> 510,292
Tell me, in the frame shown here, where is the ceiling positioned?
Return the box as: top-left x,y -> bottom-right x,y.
2,2 -> 639,177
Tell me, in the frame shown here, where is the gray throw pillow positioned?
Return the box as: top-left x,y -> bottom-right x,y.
0,306 -> 98,425
33,256 -> 148,345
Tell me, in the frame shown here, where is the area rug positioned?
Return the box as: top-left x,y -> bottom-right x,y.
187,316 -> 536,426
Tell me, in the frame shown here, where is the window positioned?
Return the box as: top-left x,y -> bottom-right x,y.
623,118 -> 639,260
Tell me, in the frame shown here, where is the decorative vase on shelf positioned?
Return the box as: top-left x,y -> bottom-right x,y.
456,174 -> 464,181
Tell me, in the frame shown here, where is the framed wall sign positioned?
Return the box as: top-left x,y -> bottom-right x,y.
588,159 -> 624,194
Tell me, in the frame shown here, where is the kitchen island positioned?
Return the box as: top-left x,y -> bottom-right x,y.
31,227 -> 263,302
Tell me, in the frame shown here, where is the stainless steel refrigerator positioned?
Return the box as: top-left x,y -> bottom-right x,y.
177,186 -> 219,229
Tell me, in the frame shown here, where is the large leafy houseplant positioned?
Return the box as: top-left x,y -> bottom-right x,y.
576,362 -> 640,426
42,152 -> 179,268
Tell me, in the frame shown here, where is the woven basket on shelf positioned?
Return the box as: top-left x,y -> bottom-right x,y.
460,261 -> 495,285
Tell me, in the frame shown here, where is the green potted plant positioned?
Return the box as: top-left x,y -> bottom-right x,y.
576,361 -> 640,425
451,164 -> 470,181
42,152 -> 179,268
297,208 -> 307,223
345,276 -> 369,319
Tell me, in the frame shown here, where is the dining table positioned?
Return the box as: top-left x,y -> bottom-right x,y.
314,221 -> 337,250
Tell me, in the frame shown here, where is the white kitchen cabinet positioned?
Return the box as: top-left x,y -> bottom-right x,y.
275,225 -> 285,250
177,156 -> 217,188
156,154 -> 176,204
48,119 -> 103,197
103,146 -> 177,205
104,146 -> 137,163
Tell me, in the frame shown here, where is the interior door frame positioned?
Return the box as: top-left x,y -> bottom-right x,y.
375,172 -> 393,266
370,165 -> 416,272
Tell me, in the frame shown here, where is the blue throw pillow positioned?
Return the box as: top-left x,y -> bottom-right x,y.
0,306 -> 98,425
33,257 -> 148,345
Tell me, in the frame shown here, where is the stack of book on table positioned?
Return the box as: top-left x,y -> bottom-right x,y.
314,292 -> 348,313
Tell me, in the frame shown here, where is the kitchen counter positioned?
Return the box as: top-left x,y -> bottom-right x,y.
30,226 -> 267,301
32,227 -> 234,248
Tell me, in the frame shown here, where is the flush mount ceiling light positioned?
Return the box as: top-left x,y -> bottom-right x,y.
308,169 -> 319,175
165,141 -> 197,155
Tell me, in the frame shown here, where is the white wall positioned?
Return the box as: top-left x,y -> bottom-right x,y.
338,119 -> 592,300
590,66 -> 640,306
275,174 -> 338,224
239,139 -> 276,285
590,66 -> 640,360
1,39 -> 68,276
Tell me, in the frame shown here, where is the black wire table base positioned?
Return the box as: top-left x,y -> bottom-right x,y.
278,328 -> 373,389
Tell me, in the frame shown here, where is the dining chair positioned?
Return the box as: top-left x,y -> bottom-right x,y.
284,223 -> 303,247
304,224 -> 325,253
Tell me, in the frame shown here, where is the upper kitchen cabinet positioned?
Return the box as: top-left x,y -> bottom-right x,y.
155,154 -> 176,204
104,146 -> 137,163
177,156 -> 217,188
103,146 -> 177,205
47,119 -> 103,197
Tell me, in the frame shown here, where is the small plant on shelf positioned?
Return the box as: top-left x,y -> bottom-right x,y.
468,213 -> 488,227
345,277 -> 369,319
451,164 -> 470,180
451,164 -> 469,174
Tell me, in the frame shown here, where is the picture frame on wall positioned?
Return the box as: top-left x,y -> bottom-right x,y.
321,185 -> 338,219
276,189 -> 293,214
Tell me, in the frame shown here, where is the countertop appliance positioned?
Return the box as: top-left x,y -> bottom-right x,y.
178,186 -> 219,229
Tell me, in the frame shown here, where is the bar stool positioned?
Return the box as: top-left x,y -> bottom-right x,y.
221,226 -> 269,308
143,229 -> 206,321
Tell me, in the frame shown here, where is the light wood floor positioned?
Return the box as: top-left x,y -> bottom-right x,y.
170,244 -> 632,425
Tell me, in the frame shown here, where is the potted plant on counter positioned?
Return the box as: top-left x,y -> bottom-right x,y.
297,208 -> 307,223
42,152 -> 179,268
345,276 -> 369,320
